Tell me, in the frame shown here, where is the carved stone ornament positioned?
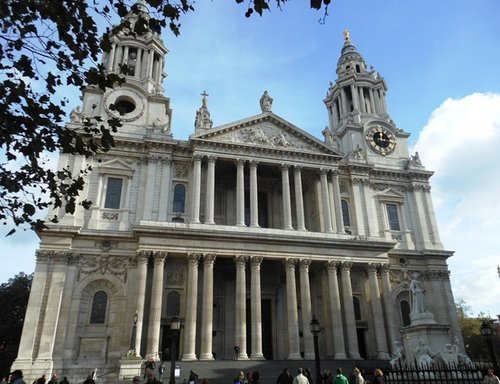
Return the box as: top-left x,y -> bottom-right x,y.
79,254 -> 128,279
220,122 -> 311,150
174,163 -> 189,178
166,261 -> 185,285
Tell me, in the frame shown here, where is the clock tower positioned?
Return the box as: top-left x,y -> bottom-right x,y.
324,30 -> 410,164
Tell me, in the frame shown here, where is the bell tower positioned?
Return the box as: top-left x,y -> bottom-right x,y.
324,30 -> 410,162
77,0 -> 172,135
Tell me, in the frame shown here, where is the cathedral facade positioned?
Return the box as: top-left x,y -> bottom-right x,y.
13,3 -> 462,382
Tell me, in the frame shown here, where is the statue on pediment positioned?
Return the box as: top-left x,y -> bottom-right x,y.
260,90 -> 273,112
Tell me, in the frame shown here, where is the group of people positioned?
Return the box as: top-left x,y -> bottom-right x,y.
275,367 -> 382,384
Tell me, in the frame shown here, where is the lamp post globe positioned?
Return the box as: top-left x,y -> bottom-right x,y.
310,315 -> 321,384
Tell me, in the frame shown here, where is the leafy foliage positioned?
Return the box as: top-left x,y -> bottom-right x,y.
455,299 -> 500,362
0,0 -> 329,235
0,272 -> 32,378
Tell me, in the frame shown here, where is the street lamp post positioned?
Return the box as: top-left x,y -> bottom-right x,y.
310,315 -> 321,384
169,316 -> 181,384
480,319 -> 499,369
129,311 -> 139,356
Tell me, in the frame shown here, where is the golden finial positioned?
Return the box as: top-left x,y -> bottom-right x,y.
343,29 -> 351,43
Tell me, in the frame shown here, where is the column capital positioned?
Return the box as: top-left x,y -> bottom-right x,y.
367,262 -> 380,274
380,263 -> 391,273
340,260 -> 353,271
203,253 -> 217,265
193,153 -> 203,162
187,252 -> 202,266
320,167 -> 330,176
234,254 -> 248,267
136,251 -> 150,264
299,259 -> 311,269
294,164 -> 303,172
331,168 -> 340,177
283,258 -> 297,270
249,256 -> 263,267
280,162 -> 290,171
207,155 -> 217,163
249,159 -> 259,168
152,251 -> 167,263
235,158 -> 246,167
326,260 -> 339,272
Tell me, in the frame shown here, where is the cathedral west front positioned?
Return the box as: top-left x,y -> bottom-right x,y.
12,2 -> 462,382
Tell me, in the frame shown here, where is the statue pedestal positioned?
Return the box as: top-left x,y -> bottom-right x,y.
410,312 -> 437,326
119,356 -> 142,380
401,323 -> 450,365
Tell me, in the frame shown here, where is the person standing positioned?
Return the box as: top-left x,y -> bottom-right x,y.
59,378 -> 69,384
83,375 -> 95,384
276,369 -> 292,384
332,368 -> 348,384
483,368 -> 500,384
145,369 -> 162,384
132,376 -> 142,384
36,375 -> 46,384
352,368 -> 365,384
47,374 -> 58,384
9,370 -> 26,384
292,368 -> 309,384
373,369 -> 384,384
158,362 -> 165,381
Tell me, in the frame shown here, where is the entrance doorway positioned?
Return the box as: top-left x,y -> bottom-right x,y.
161,324 -> 179,361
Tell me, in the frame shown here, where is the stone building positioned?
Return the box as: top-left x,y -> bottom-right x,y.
12,3 -> 462,382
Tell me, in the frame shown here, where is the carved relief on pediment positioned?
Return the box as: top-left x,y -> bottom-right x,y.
220,122 -> 310,150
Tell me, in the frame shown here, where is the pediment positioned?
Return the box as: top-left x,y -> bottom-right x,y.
375,188 -> 405,201
97,158 -> 135,176
190,112 -> 341,156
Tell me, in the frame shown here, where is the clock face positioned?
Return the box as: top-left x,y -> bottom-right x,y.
366,127 -> 396,155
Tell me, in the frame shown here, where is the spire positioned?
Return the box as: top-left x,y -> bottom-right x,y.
336,30 -> 367,78
194,91 -> 213,132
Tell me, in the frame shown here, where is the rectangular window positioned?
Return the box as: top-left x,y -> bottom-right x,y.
104,177 -> 123,209
386,203 -> 401,231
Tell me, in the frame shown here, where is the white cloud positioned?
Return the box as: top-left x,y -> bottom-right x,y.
413,92 -> 500,316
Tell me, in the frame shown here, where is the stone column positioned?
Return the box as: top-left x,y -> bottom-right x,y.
205,156 -> 216,224
358,87 -> 365,113
158,159 -> 172,221
236,159 -> 246,227
351,177 -> 366,236
147,251 -> 166,358
249,160 -> 259,228
135,48 -> 142,79
299,259 -> 314,359
147,49 -> 155,79
36,252 -> 68,362
284,258 -> 302,359
250,256 -> 265,360
234,255 -> 249,359
380,263 -> 397,352
143,156 -> 157,220
182,253 -> 201,361
294,165 -> 306,231
367,263 -> 389,359
351,84 -> 359,112
340,261 -> 361,359
281,164 -> 293,230
326,261 -> 347,359
108,43 -> 116,72
320,168 -> 333,233
422,185 -> 443,247
199,254 -> 216,360
331,170 -> 344,233
191,154 -> 202,223
135,251 -> 149,356
16,251 -> 50,363
369,88 -> 376,114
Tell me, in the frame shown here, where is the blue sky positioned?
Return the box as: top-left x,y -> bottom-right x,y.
1,1 -> 500,316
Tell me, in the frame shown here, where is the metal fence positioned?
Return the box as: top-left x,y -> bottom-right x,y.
383,361 -> 492,384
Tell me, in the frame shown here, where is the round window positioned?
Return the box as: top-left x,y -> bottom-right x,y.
114,97 -> 136,115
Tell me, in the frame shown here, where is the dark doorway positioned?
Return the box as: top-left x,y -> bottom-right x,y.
356,328 -> 367,359
161,325 -> 179,361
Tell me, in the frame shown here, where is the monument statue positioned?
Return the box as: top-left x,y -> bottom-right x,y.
409,272 -> 428,315
414,338 -> 436,367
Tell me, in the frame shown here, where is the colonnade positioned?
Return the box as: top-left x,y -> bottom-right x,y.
329,84 -> 388,127
189,154 -> 347,234
135,251 -> 394,361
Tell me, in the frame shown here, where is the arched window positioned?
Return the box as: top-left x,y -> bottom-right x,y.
90,291 -> 108,324
166,291 -> 180,317
341,199 -> 351,227
172,184 -> 186,213
353,296 -> 362,321
400,299 -> 411,326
